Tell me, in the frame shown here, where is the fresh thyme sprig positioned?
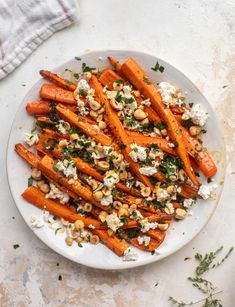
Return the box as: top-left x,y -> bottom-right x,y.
168,246 -> 233,307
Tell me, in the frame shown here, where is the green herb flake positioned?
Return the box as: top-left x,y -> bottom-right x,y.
154,282 -> 159,286
58,275 -> 62,281
119,143 -> 126,149
82,62 -> 95,72
151,61 -> 164,73
143,76 -> 151,85
28,176 -> 33,187
13,244 -> 20,249
75,56 -> 81,61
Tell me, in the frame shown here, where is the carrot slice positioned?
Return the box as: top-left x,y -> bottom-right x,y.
40,84 -> 77,105
40,70 -> 76,91
121,58 -> 199,186
99,68 -> 124,89
146,228 -> 166,242
90,75 -> 154,191
22,186 -> 104,229
15,144 -> 40,168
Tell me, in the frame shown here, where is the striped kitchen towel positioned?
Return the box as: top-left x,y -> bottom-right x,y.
0,0 -> 79,80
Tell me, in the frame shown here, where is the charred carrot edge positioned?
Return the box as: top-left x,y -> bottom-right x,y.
40,84 -> 77,105
22,186 -> 105,229
90,74 -> 155,191
130,237 -> 163,252
40,70 -> 77,91
175,119 -> 217,177
126,131 -> 176,156
26,101 -> 52,115
36,116 -> 54,124
56,104 -> 113,146
38,155 -> 111,212
93,229 -> 128,256
107,56 -> 122,72
120,58 -> 199,186
15,144 -> 40,168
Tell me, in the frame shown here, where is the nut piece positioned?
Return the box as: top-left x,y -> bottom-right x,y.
161,129 -> 167,136
175,208 -> 187,220
65,236 -> 73,246
166,185 -> 176,194
84,203 -> 93,212
90,235 -> 100,245
98,121 -> 107,130
158,223 -> 169,231
119,170 -> 128,181
118,208 -> 129,217
31,168 -> 41,181
96,161 -> 110,171
113,201 -> 122,209
70,133 -> 79,141
98,211 -> 108,222
89,99 -> 101,111
178,169 -> 187,182
76,236 -> 83,243
189,126 -> 201,136
39,183 -> 50,193
102,186 -> 111,196
74,219 -> 85,230
107,229 -> 114,237
90,110 -> 98,118
133,108 -> 147,120
93,190 -> 103,201
110,98 -> 123,110
141,187 -> 151,198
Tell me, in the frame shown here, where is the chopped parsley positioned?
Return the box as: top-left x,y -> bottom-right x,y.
114,79 -> 124,84
115,91 -> 122,102
151,61 -> 164,73
75,56 -> 81,61
156,120 -> 167,130
143,76 -> 151,84
13,244 -> 20,249
28,176 -> 33,187
82,62 -> 95,72
58,275 -> 62,281
119,143 -> 126,149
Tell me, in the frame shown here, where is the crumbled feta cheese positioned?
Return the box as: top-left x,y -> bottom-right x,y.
188,104 -> 209,127
183,198 -> 196,208
77,79 -> 90,92
157,189 -> 170,201
198,184 -> 218,200
106,213 -> 123,232
129,144 -> 147,162
158,82 -> 177,106
165,202 -> 175,214
141,98 -> 151,106
76,99 -> 89,116
137,235 -> 151,246
101,194 -> 113,206
130,209 -> 143,220
24,131 -> 39,146
103,170 -> 119,188
56,159 -> 78,180
46,183 -> 70,204
30,214 -> 44,228
88,224 -> 95,229
56,120 -> 70,134
139,166 -> 157,176
140,219 -> 158,232
123,85 -> 132,95
123,248 -> 138,261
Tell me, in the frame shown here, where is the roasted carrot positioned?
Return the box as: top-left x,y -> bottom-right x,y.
15,144 -> 40,168
22,186 -> 105,229
176,122 -> 217,177
40,70 -> 77,91
146,228 -> 166,242
99,68 -> 124,89
56,104 -> 113,146
26,101 -> 52,115
93,229 -> 128,256
90,74 -> 154,191
107,56 -> 122,72
126,131 -> 176,155
121,58 -> 199,186
130,237 -> 163,252
40,84 -> 77,105
38,155 -> 110,211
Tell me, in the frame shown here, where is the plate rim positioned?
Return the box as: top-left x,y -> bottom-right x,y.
6,49 -> 226,270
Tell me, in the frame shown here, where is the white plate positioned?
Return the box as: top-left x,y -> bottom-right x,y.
7,50 -> 225,270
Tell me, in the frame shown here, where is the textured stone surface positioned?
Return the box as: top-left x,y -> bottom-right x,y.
0,0 -> 235,306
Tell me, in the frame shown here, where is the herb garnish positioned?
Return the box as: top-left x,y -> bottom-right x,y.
168,246 -> 233,306
119,143 -> 126,149
75,56 -> 81,61
151,61 -> 164,73
13,244 -> 20,249
143,76 -> 151,84
82,62 -> 95,72
28,176 -> 33,187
